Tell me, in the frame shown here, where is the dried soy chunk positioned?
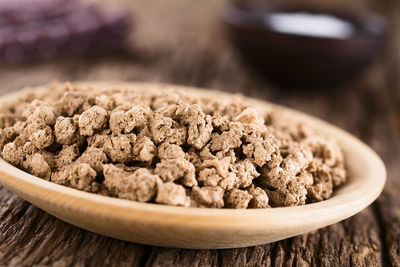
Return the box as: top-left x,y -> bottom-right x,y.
60,91 -> 94,116
184,149 -> 203,169
78,105 -> 108,136
280,145 -> 313,175
132,136 -> 156,162
26,153 -> 52,180
158,142 -> 185,160
200,156 -> 232,179
151,90 -> 183,110
198,168 -> 222,187
55,144 -> 80,168
103,165 -> 157,202
51,166 -> 72,186
54,117 -> 79,145
234,107 -> 259,124
233,159 -> 260,188
218,172 -> 239,191
191,186 -> 224,208
150,113 -> 187,145
265,177 -> 310,207
103,164 -> 131,196
26,105 -> 57,126
69,163 -> 98,192
112,92 -> 152,109
121,168 -> 158,202
154,158 -> 197,187
155,180 -> 188,206
2,142 -> 23,165
95,95 -> 115,110
77,147 -> 108,173
162,102 -> 213,149
265,110 -> 310,144
210,122 -> 244,153
2,140 -> 52,179
306,165 -> 334,202
186,116 -> 213,150
0,127 -> 17,150
40,151 -> 57,172
30,126 -> 54,149
248,186 -> 270,208
259,167 -> 313,207
109,106 -> 149,134
19,117 -> 54,150
224,189 -> 253,209
241,126 -> 279,167
102,134 -> 136,163
0,113 -> 16,128
0,82 -> 347,209
211,96 -> 247,119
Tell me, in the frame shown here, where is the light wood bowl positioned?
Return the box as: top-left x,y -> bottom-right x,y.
0,82 -> 386,249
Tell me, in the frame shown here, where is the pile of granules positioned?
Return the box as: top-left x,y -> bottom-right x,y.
0,82 -> 346,208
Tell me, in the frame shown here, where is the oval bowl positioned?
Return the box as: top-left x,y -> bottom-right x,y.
0,82 -> 386,249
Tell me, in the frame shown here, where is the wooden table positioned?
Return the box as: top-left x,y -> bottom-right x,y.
0,1 -> 399,266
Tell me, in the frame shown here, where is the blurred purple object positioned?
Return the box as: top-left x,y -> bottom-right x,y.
222,3 -> 388,89
0,0 -> 129,63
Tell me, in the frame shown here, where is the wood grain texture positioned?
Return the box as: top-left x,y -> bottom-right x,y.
0,0 -> 399,266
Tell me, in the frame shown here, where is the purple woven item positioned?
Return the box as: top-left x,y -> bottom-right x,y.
0,0 -> 129,63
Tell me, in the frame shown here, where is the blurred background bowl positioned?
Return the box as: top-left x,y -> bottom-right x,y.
222,3 -> 388,89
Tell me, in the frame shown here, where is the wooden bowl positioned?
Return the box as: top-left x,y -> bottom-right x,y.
0,82 -> 386,249
222,4 -> 388,89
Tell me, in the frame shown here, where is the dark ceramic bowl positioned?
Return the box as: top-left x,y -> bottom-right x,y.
222,4 -> 388,89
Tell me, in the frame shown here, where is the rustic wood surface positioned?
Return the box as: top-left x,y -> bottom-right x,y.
0,0 -> 399,266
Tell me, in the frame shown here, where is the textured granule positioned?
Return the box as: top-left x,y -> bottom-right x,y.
0,82 -> 347,208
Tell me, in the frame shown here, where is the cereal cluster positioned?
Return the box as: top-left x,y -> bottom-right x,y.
0,83 -> 346,208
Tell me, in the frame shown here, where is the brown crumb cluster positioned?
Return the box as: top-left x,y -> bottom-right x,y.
0,82 -> 346,208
